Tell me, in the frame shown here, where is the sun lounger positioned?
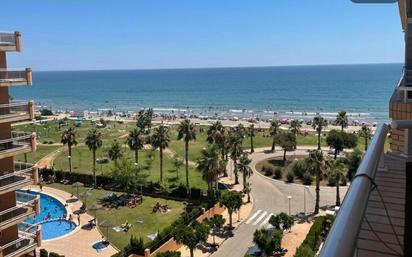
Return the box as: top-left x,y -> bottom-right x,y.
113,226 -> 123,232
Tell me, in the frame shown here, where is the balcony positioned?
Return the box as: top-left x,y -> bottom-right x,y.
0,69 -> 32,87
0,192 -> 39,231
0,132 -> 36,160
0,163 -> 38,195
0,32 -> 21,52
0,230 -> 40,257
0,101 -> 34,124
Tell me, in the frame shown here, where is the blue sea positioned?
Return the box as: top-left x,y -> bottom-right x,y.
10,63 -> 403,122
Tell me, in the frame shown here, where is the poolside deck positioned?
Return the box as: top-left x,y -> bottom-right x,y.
24,185 -> 118,257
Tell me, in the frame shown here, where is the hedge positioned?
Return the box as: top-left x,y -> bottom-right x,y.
293,215 -> 334,257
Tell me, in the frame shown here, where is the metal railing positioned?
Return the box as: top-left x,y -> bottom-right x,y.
0,32 -> 16,46
0,132 -> 34,155
0,101 -> 33,121
0,198 -> 37,225
0,230 -> 37,257
0,68 -> 32,86
318,123 -> 389,257
0,162 -> 37,191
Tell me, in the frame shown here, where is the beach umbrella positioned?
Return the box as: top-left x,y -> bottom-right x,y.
88,204 -> 103,219
79,190 -> 92,207
72,182 -> 84,196
99,219 -> 115,242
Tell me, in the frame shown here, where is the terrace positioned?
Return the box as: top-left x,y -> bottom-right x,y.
0,101 -> 34,124
0,162 -> 38,195
0,191 -> 39,231
0,31 -> 21,52
0,68 -> 32,87
0,132 -> 36,160
0,230 -> 39,257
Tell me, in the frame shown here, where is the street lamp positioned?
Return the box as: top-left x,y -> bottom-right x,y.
304,186 -> 309,215
287,195 -> 292,215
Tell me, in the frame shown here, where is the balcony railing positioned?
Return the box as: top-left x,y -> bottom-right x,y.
0,132 -> 36,160
0,69 -> 32,87
0,192 -> 39,230
318,124 -> 389,257
0,31 -> 21,52
0,163 -> 38,195
0,101 -> 34,123
0,230 -> 39,257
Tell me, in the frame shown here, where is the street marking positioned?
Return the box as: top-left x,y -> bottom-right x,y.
253,211 -> 268,226
260,213 -> 274,227
246,209 -> 262,224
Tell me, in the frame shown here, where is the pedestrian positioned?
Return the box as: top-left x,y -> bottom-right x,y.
39,183 -> 43,191
77,214 -> 81,226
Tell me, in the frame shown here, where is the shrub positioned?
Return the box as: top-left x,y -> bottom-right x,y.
327,174 -> 336,186
294,245 -> 314,257
286,170 -> 294,182
40,249 -> 48,257
302,172 -> 313,185
290,160 -> 307,179
263,165 -> 275,177
274,168 -> 282,179
49,253 -> 64,257
40,108 -> 53,116
156,251 -> 181,257
124,236 -> 144,255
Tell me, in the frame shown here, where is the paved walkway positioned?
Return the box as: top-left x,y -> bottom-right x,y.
212,147 -> 348,257
25,185 -> 118,257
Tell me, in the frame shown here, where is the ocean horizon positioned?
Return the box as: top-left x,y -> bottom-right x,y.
10,63 -> 403,122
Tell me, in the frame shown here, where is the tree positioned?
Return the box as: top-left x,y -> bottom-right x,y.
306,150 -> 329,214
219,190 -> 243,232
328,159 -> 346,206
136,109 -> 153,133
236,153 -> 253,194
344,148 -> 362,181
207,121 -> 227,160
359,125 -> 372,151
85,129 -> 103,188
253,228 -> 283,257
228,128 -> 244,184
150,124 -> 170,182
40,108 -> 53,116
108,140 -> 123,164
312,116 -> 328,150
289,119 -> 301,137
177,119 -> 197,190
204,214 -> 225,246
61,127 -> 77,175
336,111 -> 348,132
172,157 -> 183,180
269,121 -> 280,152
268,212 -> 294,231
326,130 -> 358,159
155,251 -> 181,257
277,131 -> 296,162
110,159 -> 148,193
172,220 -> 210,257
197,145 -> 224,198
145,149 -> 156,172
248,124 -> 255,153
126,128 -> 144,163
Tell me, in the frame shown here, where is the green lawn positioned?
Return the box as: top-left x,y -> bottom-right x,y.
15,145 -> 60,164
168,126 -> 209,162
53,146 -> 207,189
48,183 -> 185,249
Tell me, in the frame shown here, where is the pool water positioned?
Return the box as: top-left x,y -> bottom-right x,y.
18,190 -> 77,240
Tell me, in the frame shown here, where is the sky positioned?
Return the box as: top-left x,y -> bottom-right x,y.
2,0 -> 405,71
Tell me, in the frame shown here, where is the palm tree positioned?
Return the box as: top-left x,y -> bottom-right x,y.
197,145 -> 223,197
359,125 -> 372,151
229,129 -> 243,184
289,119 -> 301,136
126,128 -> 144,163
177,119 -> 197,189
85,129 -> 103,188
150,124 -> 170,182
328,160 -> 346,206
336,111 -> 348,132
269,121 -> 280,152
108,140 -> 123,164
306,150 -> 329,214
236,153 -> 253,199
312,116 -> 328,150
61,127 -> 77,175
207,121 -> 228,165
248,124 -> 255,153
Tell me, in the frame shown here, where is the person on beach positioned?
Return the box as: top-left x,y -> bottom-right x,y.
77,214 -> 81,226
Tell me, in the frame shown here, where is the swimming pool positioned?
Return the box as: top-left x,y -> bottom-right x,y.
18,190 -> 77,240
